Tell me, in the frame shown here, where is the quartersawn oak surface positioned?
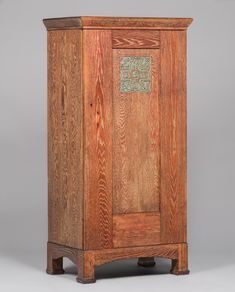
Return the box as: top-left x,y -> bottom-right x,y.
83,30 -> 113,250
48,30 -> 83,248
47,242 -> 179,266
160,30 -> 187,243
47,241 -> 189,282
47,28 -> 188,249
45,16 -> 192,283
112,30 -> 160,49
47,29 -> 188,249
112,48 -> 160,215
113,212 -> 160,247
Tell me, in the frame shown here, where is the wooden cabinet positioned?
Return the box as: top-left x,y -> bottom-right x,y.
43,16 -> 192,283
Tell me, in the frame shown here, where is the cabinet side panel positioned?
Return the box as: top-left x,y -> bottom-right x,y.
160,31 -> 187,243
83,30 -> 113,250
48,30 -> 83,248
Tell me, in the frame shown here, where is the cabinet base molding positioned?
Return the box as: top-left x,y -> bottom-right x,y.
46,241 -> 189,283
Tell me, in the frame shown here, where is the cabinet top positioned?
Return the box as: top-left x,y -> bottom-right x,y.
43,16 -> 193,31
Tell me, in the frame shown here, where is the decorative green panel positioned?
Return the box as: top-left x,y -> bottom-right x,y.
120,56 -> 151,93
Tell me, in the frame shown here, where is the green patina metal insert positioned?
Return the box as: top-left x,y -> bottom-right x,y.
120,56 -> 151,93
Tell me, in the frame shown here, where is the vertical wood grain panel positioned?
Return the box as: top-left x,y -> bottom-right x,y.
83,30 -> 113,250
160,31 -> 187,243
113,49 -> 160,214
48,30 -> 83,248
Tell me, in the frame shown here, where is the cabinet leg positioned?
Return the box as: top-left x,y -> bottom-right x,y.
46,243 -> 64,275
76,252 -> 96,284
170,243 -> 189,275
138,257 -> 156,267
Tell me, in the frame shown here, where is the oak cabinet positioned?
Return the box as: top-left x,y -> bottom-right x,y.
43,16 -> 192,283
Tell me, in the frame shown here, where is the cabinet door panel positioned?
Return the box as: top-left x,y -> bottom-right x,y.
112,49 -> 160,215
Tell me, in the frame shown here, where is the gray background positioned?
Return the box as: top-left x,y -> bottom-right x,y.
0,0 -> 235,291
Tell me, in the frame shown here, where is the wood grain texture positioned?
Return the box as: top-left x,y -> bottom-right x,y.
43,17 -> 82,31
47,241 -> 182,283
45,21 -> 192,283
171,243 -> 189,275
113,49 -> 160,215
48,30 -> 83,249
47,242 -> 78,265
83,30 -> 113,250
77,251 -> 96,283
112,30 -> 160,48
43,17 -> 193,31
93,243 -> 178,265
47,242 -> 96,283
113,212 -> 160,247
46,242 -> 64,274
160,30 -> 187,244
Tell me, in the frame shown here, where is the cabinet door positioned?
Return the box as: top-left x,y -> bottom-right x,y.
83,30 -> 187,250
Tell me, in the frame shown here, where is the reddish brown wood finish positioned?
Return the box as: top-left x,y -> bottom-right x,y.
112,30 -> 160,48
43,16 -> 192,30
47,242 -> 64,275
47,242 -> 189,282
113,212 -> 160,247
160,30 -> 187,244
171,243 -> 189,275
112,48 -> 160,215
47,30 -> 83,249
44,16 -> 192,284
83,30 -> 113,250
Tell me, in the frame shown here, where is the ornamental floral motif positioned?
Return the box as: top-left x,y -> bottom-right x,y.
120,56 -> 151,93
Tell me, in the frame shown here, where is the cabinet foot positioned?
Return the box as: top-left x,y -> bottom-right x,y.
138,257 -> 156,267
46,265 -> 64,275
77,252 -> 96,284
170,243 -> 189,275
47,243 -> 64,274
76,277 -> 96,284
